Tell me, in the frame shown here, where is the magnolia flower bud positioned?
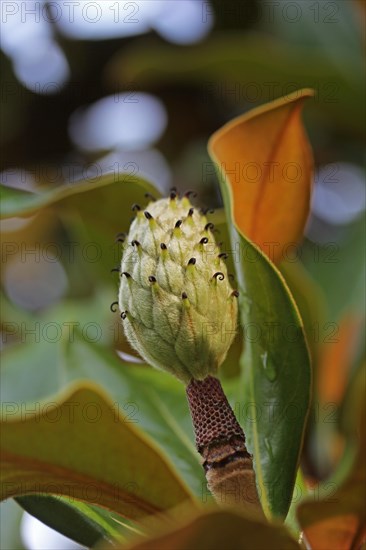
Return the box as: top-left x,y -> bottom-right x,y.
118,194 -> 238,383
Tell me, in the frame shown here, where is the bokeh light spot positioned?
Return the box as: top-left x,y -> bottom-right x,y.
68,93 -> 168,152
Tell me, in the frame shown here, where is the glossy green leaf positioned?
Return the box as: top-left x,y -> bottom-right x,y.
100,508 -> 299,550
62,334 -> 205,497
15,495 -> 118,547
15,486 -> 145,546
1,383 -> 196,519
1,315 -> 204,497
0,173 -> 162,286
0,185 -> 45,217
284,469 -> 308,538
0,173 -> 160,220
208,134 -> 311,519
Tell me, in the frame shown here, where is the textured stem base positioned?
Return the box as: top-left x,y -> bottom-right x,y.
186,376 -> 263,513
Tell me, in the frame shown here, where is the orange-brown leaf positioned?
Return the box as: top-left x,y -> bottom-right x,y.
208,89 -> 314,264
303,515 -> 364,550
317,313 -> 363,405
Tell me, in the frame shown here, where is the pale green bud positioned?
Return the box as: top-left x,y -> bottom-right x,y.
118,194 -> 238,384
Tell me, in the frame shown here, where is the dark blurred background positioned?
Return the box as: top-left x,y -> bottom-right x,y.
1,0 -> 365,203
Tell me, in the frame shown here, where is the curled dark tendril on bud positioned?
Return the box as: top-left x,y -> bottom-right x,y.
160,243 -> 167,250
205,222 -> 215,232
144,211 -> 153,220
110,301 -> 119,312
131,240 -> 140,247
110,267 -> 120,273
201,207 -> 215,215
148,275 -> 157,283
200,237 -> 209,245
131,203 -> 141,211
232,290 -> 240,298
182,292 -> 188,299
121,311 -> 128,320
218,253 -> 228,260
213,272 -> 225,281
184,190 -> 197,199
170,190 -> 177,200
188,208 -> 194,216
122,272 -> 131,278
188,258 -> 196,265
175,220 -> 182,228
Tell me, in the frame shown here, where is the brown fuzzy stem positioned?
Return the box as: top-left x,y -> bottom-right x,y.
186,376 -> 263,514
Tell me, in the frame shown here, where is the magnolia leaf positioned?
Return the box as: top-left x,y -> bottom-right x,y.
1,325 -> 204,497
15,495 -> 119,547
0,173 -> 161,286
0,383 -> 196,520
99,508 -> 299,550
208,89 -> 314,264
0,173 -> 159,220
228,230 -> 310,519
208,99 -> 312,518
